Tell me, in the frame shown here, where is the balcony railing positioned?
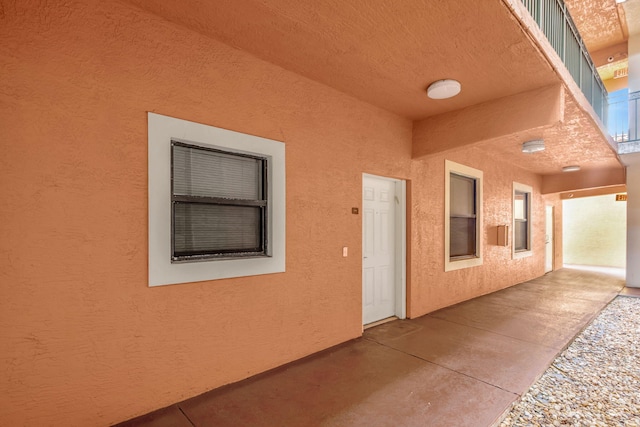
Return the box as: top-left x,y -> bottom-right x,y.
521,0 -> 608,123
609,90 -> 640,145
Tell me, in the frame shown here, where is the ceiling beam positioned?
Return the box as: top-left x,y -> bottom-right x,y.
542,168 -> 626,194
412,84 -> 563,159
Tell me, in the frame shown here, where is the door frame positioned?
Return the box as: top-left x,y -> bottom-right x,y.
362,173 -> 407,321
545,205 -> 554,273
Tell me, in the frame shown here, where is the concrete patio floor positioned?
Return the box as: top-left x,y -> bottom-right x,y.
114,269 -> 625,427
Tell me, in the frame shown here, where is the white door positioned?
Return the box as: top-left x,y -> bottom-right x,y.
363,175 -> 396,325
545,205 -> 554,273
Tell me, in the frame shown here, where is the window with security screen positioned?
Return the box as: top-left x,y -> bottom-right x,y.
514,191 -> 529,251
444,160 -> 483,272
513,182 -> 533,259
449,173 -> 477,259
171,141 -> 268,261
148,112 -> 285,287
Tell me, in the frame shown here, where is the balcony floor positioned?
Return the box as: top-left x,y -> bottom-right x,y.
114,268 -> 625,427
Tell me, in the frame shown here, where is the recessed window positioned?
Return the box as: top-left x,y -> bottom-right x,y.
148,113 -> 285,287
513,182 -> 533,258
450,173 -> 477,258
445,160 -> 483,271
171,141 -> 268,261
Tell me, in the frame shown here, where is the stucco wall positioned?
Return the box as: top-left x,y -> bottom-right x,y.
0,1 -> 549,425
563,195 -> 627,268
409,148 -> 546,315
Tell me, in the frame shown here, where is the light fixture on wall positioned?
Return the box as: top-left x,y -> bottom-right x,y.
427,79 -> 461,99
521,139 -> 545,153
562,165 -> 581,172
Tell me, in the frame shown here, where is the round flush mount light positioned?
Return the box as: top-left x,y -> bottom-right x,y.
522,139 -> 545,153
562,165 -> 581,172
427,79 -> 461,99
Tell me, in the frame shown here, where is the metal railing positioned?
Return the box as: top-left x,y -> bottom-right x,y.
608,90 -> 630,143
609,91 -> 640,144
520,0 -> 608,123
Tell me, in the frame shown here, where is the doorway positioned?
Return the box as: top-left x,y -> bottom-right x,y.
362,174 -> 406,325
545,205 -> 554,273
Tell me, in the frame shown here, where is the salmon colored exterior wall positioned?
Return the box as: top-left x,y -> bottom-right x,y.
409,148 -> 546,315
1,1 -> 557,425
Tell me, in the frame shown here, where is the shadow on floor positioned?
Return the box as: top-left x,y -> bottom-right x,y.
114,269 -> 624,427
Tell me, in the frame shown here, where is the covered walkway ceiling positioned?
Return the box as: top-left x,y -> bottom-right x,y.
565,0 -> 629,52
564,0 -> 639,88
124,0 -> 558,120
564,0 -> 640,52
124,0 -> 624,176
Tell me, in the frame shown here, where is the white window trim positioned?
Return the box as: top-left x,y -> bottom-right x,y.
148,112 -> 285,287
444,160 -> 483,272
513,181 -> 533,259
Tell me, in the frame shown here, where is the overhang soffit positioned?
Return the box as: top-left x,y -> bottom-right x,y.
121,0 -> 559,120
412,84 -> 564,158
413,84 -> 622,176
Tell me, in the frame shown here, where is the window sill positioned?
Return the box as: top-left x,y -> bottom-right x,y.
445,255 -> 483,272
171,254 -> 270,264
513,250 -> 533,260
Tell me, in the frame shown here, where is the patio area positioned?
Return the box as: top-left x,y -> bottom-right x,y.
115,268 -> 626,427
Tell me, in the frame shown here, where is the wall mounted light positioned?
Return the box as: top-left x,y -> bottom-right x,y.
427,79 -> 461,99
522,139 -> 545,153
562,165 -> 581,172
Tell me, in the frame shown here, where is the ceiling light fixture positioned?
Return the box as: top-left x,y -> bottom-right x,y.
522,139 -> 545,153
615,0 -> 626,4
427,79 -> 461,99
562,165 -> 581,172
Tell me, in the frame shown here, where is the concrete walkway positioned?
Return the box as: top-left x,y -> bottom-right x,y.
115,269 -> 625,427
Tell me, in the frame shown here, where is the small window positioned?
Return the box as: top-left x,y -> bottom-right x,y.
450,173 -> 477,258
513,182 -> 533,258
445,160 -> 483,271
514,191 -> 528,251
148,113 -> 285,287
171,141 -> 268,261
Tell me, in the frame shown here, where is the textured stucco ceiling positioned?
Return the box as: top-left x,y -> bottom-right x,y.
121,0 -> 623,175
564,0 -> 628,52
123,0 -> 559,120
565,0 -> 638,97
622,0 -> 640,35
459,88 -> 621,175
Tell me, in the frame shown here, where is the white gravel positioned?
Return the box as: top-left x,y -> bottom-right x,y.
499,296 -> 640,427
